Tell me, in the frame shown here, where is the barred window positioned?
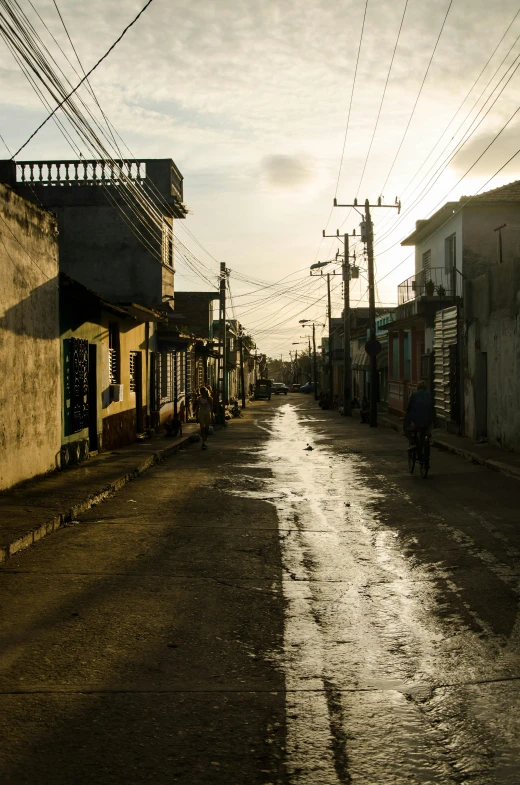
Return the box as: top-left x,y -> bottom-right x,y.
108,323 -> 120,384
160,351 -> 174,402
129,351 -> 138,392
162,221 -> 173,268
178,350 -> 185,394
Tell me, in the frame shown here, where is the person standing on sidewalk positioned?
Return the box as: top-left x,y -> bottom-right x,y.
196,387 -> 213,450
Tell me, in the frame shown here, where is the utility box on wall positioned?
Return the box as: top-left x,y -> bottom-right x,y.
110,383 -> 124,403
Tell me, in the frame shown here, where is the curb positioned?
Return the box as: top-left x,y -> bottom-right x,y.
350,408 -> 520,481
0,435 -> 192,564
431,439 -> 520,481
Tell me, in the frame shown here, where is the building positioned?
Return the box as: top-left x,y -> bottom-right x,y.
329,309 -> 391,406
2,157 -> 187,442
389,181 -> 520,426
463,257 -> 520,450
59,274 -> 163,464
0,182 -> 61,489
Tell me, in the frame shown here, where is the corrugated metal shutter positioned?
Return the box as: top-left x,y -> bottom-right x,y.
433,306 -> 458,422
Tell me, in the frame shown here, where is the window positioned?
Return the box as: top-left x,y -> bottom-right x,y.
160,351 -> 174,401
162,220 -> 173,267
178,350 -> 185,394
108,323 -> 120,384
445,234 -> 456,271
129,351 -> 138,392
422,249 -> 431,274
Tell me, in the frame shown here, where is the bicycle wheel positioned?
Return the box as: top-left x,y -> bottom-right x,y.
420,438 -> 430,478
407,447 -> 416,473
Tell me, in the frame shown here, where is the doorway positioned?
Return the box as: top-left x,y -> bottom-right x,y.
133,351 -> 144,433
88,343 -> 98,451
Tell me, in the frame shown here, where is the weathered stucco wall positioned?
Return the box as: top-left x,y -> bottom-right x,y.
463,204 -> 520,280
0,184 -> 61,489
464,259 -> 520,450
100,316 -> 149,449
415,212 -> 463,275
53,204 -> 169,306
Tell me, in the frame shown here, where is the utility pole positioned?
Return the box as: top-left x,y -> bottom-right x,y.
365,202 -> 378,428
219,262 -> 228,408
343,233 -> 352,416
322,229 -> 357,416
312,323 -> 318,401
333,196 -> 401,427
239,331 -> 246,409
326,273 -> 333,398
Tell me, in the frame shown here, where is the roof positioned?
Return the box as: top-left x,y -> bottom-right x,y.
467,180 -> 520,203
402,179 -> 520,246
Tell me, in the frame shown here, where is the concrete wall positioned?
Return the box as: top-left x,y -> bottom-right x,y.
53,203 -> 170,306
59,280 -> 152,459
464,258 -> 520,450
100,316 -> 149,450
0,184 -> 61,489
463,204 -> 520,279
174,292 -> 219,338
415,212 -> 463,275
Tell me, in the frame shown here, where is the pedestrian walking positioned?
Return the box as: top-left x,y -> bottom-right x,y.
196,386 -> 213,450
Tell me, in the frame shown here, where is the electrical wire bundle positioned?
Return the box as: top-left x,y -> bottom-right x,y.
317,1 -> 520,304
0,0 -> 221,291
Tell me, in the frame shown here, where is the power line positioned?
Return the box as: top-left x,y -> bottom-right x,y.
372,65 -> 520,261
353,0 -> 409,198
10,0 -> 155,159
373,15 -> 520,244
378,0 -> 454,198
313,0 -> 368,265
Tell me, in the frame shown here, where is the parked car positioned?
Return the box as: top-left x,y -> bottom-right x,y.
299,382 -> 316,394
272,382 -> 288,395
254,378 -> 272,400
290,384 -> 301,392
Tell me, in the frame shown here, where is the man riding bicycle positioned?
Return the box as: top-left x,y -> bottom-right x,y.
403,380 -> 434,445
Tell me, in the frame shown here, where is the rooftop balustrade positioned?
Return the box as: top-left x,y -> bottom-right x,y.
2,158 -> 186,216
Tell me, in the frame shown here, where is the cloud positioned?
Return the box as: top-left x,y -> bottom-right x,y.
261,154 -> 313,189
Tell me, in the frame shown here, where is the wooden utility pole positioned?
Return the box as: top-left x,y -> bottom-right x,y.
333,196 -> 401,428
322,229 -> 356,416
312,323 -> 318,401
343,233 -> 352,416
239,332 -> 246,408
218,262 -> 228,407
326,273 -> 333,398
365,201 -> 378,428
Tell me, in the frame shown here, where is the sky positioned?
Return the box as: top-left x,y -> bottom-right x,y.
1,0 -> 520,356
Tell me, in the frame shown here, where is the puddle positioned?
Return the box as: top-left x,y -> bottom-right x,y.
228,404 -> 520,783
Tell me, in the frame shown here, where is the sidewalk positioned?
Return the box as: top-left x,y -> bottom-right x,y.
0,422 -> 200,563
351,407 -> 520,481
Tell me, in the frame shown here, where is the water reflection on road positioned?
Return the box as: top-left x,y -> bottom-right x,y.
239,404 -> 520,784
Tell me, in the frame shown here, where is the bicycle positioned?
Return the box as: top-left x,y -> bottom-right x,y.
407,427 -> 431,478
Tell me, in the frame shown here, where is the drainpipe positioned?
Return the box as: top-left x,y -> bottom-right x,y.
494,223 -> 506,264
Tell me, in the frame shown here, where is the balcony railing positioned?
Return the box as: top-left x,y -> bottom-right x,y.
16,160 -> 146,187
8,158 -> 187,216
398,267 -> 463,305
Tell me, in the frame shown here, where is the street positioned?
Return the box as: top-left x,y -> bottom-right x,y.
1,396 -> 520,784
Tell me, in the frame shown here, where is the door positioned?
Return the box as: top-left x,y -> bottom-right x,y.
133,351 -> 144,433
88,343 -> 98,451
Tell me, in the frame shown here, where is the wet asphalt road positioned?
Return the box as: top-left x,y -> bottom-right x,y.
1,396 -> 520,784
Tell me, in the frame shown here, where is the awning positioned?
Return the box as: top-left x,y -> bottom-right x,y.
352,348 -> 388,371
